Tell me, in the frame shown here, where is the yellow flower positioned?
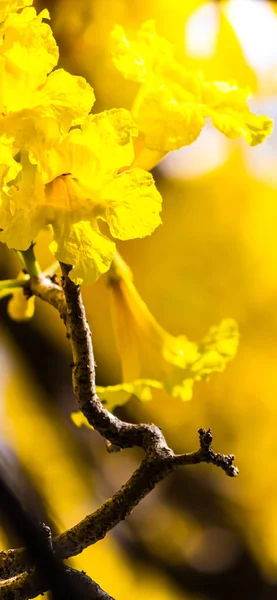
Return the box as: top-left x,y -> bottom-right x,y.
72,251 -> 238,421
101,253 -> 238,407
0,10 -> 161,288
0,4 -> 94,136
111,21 -> 273,168
0,109 -> 162,284
0,1 -> 94,137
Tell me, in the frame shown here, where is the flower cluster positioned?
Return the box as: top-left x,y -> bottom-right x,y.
0,1 -> 162,284
112,21 -> 274,169
0,2 -> 273,409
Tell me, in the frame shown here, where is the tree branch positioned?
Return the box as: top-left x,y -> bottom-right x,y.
0,426 -> 238,584
0,266 -> 238,597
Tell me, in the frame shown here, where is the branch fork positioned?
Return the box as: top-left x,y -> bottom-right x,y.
0,265 -> 238,599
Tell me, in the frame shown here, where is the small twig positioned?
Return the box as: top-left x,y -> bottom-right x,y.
0,264 -> 238,594
174,428 -> 239,477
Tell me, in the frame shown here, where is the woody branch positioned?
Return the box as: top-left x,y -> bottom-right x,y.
0,267 -> 238,599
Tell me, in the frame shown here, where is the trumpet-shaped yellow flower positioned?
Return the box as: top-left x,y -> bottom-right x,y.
0,109 -> 162,284
0,1 -> 94,134
111,21 -> 273,163
72,252 -> 238,420
100,253 -> 238,408
0,1 -> 94,137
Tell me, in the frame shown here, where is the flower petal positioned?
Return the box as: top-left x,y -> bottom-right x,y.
71,379 -> 163,422
202,82 -> 274,146
192,318 -> 239,379
209,108 -> 274,146
50,221 -> 116,285
171,379 -> 194,402
162,334 -> 199,369
0,71 -> 95,153
71,412 -> 94,429
0,136 -> 22,184
0,1 -> 32,23
20,108 -> 137,185
81,108 -> 138,174
0,156 -> 46,250
97,379 -> 162,411
103,168 -> 162,240
32,68 -> 95,131
111,21 -> 173,83
0,8 -> 59,112
164,319 -> 239,400
133,83 -> 205,152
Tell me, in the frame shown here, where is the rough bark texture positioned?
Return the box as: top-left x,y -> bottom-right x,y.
0,267 -> 238,600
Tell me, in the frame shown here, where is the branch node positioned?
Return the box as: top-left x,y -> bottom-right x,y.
198,427 -> 213,448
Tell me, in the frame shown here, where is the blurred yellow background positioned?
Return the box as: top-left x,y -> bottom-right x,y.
2,1 -> 277,599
